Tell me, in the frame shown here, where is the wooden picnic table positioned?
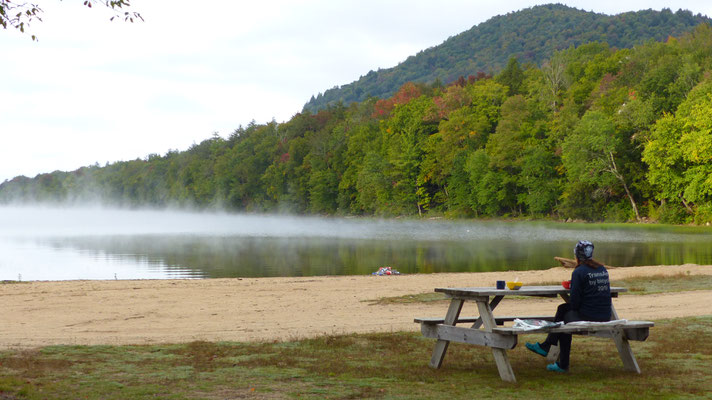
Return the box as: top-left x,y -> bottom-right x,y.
415,285 -> 653,383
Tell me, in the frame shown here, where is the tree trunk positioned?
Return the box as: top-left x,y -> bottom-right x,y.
679,194 -> 694,214
621,178 -> 641,222
542,57 -> 566,110
607,151 -> 641,222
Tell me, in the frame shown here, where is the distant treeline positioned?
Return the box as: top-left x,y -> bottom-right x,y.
4,26 -> 712,224
303,4 -> 711,113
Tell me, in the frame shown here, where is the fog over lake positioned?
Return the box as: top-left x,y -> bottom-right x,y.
1,206 -> 711,281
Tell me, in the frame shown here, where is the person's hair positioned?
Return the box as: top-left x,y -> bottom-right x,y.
577,258 -> 604,268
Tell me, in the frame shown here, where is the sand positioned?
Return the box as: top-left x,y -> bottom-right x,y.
1,264 -> 711,349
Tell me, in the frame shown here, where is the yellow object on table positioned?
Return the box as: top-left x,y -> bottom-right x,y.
507,281 -> 522,290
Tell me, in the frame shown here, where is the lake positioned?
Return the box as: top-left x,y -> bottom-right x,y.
1,206 -> 711,280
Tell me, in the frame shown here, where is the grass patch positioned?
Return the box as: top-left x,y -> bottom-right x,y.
0,316 -> 710,399
370,273 -> 712,305
365,292 -> 448,305
612,273 -> 712,295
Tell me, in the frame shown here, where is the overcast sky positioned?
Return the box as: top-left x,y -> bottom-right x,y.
1,0 -> 711,182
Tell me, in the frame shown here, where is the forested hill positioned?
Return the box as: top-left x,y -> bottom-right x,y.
5,25 -> 712,224
303,4 -> 711,113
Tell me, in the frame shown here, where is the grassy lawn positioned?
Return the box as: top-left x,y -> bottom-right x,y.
0,316 -> 710,399
612,273 -> 712,295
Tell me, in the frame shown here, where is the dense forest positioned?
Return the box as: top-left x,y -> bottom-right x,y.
4,23 -> 712,224
303,4 -> 711,113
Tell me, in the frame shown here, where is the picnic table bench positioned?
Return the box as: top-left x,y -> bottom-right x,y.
415,285 -> 653,383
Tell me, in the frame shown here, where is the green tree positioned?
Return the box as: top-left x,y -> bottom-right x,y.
481,95 -> 553,216
541,53 -> 568,110
562,110 -> 641,221
643,80 -> 712,222
465,149 -> 507,216
304,112 -> 349,214
496,57 -> 525,96
216,123 -> 278,211
419,80 -> 508,214
355,152 -> 390,214
380,95 -> 437,215
339,121 -> 381,214
518,144 -> 562,215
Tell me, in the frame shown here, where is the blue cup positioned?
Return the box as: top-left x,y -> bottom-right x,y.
496,280 -> 505,290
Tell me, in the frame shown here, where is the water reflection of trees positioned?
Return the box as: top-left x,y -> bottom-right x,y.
42,235 -> 712,279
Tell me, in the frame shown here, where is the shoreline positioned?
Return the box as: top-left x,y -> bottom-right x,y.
1,264 -> 710,349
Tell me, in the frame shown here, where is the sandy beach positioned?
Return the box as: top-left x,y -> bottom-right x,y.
1,264 -> 710,349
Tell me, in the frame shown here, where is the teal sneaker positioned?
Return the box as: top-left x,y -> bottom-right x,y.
525,342 -> 548,357
546,362 -> 567,373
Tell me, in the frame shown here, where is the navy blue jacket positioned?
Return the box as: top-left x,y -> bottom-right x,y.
570,264 -> 612,321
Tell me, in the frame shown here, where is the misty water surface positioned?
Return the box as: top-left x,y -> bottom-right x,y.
1,206 -> 712,280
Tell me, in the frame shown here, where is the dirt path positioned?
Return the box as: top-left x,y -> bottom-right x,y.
1,264 -> 710,348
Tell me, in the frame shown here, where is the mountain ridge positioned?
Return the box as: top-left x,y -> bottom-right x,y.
303,3 -> 711,113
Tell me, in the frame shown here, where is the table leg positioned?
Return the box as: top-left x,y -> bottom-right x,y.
429,298 -> 464,369
612,327 -> 641,373
476,299 -> 516,383
611,302 -> 620,320
470,295 -> 503,329
609,302 -> 641,372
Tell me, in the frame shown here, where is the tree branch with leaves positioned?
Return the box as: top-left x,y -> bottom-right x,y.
0,0 -> 141,40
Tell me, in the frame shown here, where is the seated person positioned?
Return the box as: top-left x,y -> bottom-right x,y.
525,240 -> 612,372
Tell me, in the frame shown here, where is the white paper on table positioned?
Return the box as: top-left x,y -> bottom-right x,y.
512,319 -> 563,331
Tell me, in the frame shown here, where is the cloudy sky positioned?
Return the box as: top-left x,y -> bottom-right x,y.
1,0 -> 711,182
